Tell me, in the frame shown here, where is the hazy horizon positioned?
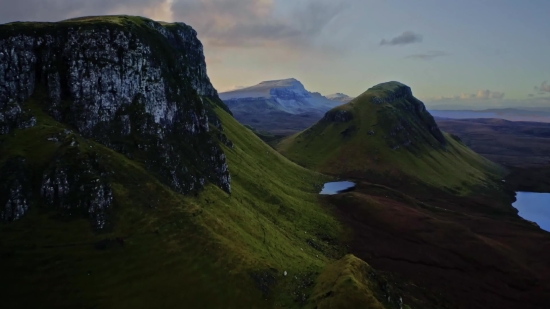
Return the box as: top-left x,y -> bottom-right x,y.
1,0 -> 549,110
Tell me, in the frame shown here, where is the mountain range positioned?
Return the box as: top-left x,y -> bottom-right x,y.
1,15 -> 549,309
219,78 -> 353,134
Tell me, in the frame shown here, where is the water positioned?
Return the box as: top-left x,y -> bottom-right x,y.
319,181 -> 356,195
512,192 -> 550,232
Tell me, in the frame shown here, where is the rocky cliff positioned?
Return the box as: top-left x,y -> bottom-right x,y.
0,16 -> 231,227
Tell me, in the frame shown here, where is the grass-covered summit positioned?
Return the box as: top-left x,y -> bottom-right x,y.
277,81 -> 503,194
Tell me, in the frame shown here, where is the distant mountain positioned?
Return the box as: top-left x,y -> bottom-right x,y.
326,93 -> 355,103
430,109 -> 550,123
220,78 -> 340,114
219,78 -> 345,134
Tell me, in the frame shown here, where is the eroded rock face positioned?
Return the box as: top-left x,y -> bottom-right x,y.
41,145 -> 113,229
371,85 -> 413,104
0,17 -> 232,226
0,157 -> 32,222
323,109 -> 353,123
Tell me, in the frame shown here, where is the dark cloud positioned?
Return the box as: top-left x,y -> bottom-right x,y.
528,94 -> 534,97
171,0 -> 349,48
406,51 -> 448,60
534,81 -> 550,92
380,31 -> 423,46
0,0 -> 157,23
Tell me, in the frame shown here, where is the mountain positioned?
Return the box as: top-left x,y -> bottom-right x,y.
2,16 -> 550,309
326,93 -> 354,103
277,82 -> 550,309
220,78 -> 342,135
277,81 -> 503,194
220,78 -> 339,114
0,16 -> 407,309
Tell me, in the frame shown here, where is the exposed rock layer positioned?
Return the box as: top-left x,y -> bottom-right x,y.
0,17 -> 231,226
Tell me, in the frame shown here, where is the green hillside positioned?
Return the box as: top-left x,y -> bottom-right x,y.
277,82 -> 504,195
0,93 -> 403,308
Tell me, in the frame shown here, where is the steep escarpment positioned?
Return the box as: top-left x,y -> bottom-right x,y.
277,81 -> 503,193
0,16 -> 230,225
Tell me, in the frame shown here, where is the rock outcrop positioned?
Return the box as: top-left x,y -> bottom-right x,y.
0,157 -> 32,221
41,146 -> 113,229
323,109 -> 354,123
370,82 -> 446,146
371,84 -> 413,104
0,16 -> 232,226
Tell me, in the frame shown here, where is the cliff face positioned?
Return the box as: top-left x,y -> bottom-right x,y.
0,16 -> 231,227
369,82 -> 446,146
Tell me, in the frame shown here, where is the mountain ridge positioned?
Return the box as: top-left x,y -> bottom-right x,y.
277,81 -> 503,194
219,78 -> 348,135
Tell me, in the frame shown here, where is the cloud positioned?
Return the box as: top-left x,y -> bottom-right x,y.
534,81 -> 550,93
0,0 -> 350,51
473,89 -> 504,99
380,31 -> 423,46
171,0 -> 349,48
528,94 -> 534,97
406,51 -> 448,60
0,0 -> 163,23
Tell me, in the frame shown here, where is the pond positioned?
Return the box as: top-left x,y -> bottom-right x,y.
319,181 -> 356,195
512,192 -> 550,232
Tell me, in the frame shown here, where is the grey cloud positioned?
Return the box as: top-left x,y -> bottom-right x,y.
171,0 -> 350,48
380,31 -> 423,46
406,51 -> 448,60
534,81 -> 550,92
0,0 -> 350,50
0,0 -> 157,23
489,91 -> 505,99
425,89 -> 505,102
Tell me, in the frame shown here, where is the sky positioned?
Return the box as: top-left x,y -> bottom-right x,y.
1,0 -> 550,110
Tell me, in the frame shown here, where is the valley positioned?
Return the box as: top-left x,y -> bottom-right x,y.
0,14 -> 549,309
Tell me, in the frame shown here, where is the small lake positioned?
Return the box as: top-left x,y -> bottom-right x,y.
512,192 -> 550,232
320,181 -> 356,195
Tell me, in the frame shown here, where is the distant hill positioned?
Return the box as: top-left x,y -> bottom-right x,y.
430,108 -> 550,123
277,81 -> 503,194
436,118 -> 550,167
326,93 -> 355,103
220,78 -> 345,134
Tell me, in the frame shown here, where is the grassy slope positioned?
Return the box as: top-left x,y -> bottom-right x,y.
307,255 -> 408,309
277,86 -> 504,195
0,96 -> 359,308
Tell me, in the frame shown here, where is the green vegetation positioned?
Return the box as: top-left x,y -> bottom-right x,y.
307,255 -> 401,309
244,124 -> 286,145
277,82 -> 504,195
0,95 -> 364,308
